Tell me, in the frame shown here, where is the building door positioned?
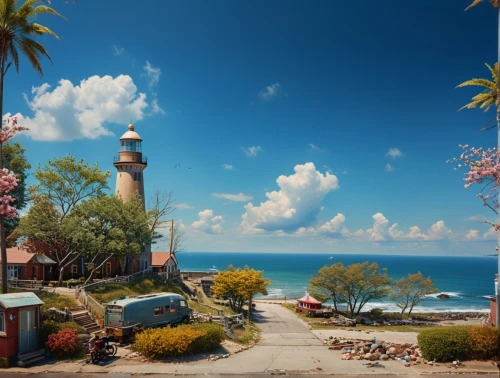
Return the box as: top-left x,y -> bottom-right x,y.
19,308 -> 37,354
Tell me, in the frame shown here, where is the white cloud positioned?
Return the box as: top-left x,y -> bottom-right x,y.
112,45 -> 125,56
484,227 -> 497,240
308,143 -> 327,153
258,83 -> 281,100
12,75 -> 148,141
142,61 -> 164,115
318,213 -> 346,234
385,163 -> 394,172
386,148 -> 403,159
151,98 -> 165,115
388,220 -> 452,241
191,209 -> 225,234
294,213 -> 346,237
240,162 -> 339,233
223,164 -> 233,170
213,193 -> 253,202
242,146 -> 262,157
465,229 -> 480,240
143,61 -> 161,89
466,215 -> 489,222
308,143 -> 319,151
174,203 -> 193,209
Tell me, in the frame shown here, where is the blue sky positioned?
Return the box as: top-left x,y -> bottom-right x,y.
3,0 -> 500,255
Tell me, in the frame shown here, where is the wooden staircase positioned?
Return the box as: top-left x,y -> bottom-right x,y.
70,306 -> 101,334
17,349 -> 45,367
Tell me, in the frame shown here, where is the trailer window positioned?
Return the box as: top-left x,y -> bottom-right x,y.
154,307 -> 164,316
179,300 -> 187,308
165,304 -> 170,311
106,305 -> 122,313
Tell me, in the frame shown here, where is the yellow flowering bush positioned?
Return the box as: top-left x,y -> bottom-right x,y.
135,327 -> 204,359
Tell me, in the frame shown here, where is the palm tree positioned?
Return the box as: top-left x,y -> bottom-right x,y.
0,0 -> 64,293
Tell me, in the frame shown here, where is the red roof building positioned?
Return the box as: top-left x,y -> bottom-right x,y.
296,294 -> 322,313
151,252 -> 178,280
0,247 -> 57,281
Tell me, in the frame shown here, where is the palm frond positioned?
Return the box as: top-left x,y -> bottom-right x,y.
28,5 -> 67,21
485,62 -> 499,86
466,0 -> 500,10
19,36 -> 52,65
8,41 -> 19,73
16,36 -> 43,76
21,23 -> 60,40
456,78 -> 496,90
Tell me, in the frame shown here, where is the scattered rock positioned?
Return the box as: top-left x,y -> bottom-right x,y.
437,293 -> 450,299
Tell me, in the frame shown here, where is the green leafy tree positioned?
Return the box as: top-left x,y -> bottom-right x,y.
0,0 -> 64,293
18,156 -> 109,285
212,265 -> 270,317
70,194 -> 151,284
30,155 -> 110,220
17,196 -> 92,285
308,264 -> 347,312
389,272 -> 438,319
309,261 -> 391,317
2,142 -> 30,242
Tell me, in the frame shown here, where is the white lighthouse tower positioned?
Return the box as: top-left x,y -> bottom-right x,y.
113,124 -> 151,272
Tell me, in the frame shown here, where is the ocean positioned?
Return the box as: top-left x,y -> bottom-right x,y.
178,253 -> 497,313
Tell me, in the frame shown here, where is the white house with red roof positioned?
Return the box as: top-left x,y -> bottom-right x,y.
151,252 -> 178,280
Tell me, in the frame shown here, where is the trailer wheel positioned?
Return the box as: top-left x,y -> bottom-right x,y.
181,316 -> 189,325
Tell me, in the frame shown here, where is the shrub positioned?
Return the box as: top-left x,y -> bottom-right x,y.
187,323 -> 225,353
467,326 -> 498,360
37,292 -> 78,320
418,326 -> 498,362
134,327 -> 204,359
46,328 -> 79,358
40,320 -> 86,348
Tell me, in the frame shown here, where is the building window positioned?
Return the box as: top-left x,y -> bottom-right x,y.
0,313 -> 4,333
106,262 -> 112,275
71,265 -> 78,274
133,172 -> 137,181
7,265 -> 18,279
31,266 -> 37,280
154,307 -> 164,316
138,172 -> 141,181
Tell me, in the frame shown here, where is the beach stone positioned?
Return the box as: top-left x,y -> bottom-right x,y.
364,353 -> 372,359
363,346 -> 371,353
378,347 -> 386,354
410,356 -> 417,361
387,347 -> 396,355
381,354 -> 389,360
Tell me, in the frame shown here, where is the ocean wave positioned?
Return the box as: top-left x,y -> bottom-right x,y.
351,302 -> 489,314
481,295 -> 494,300
266,288 -> 284,296
424,292 -> 462,299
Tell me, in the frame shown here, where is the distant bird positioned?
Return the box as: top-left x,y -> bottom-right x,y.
173,164 -> 180,168
189,167 -> 192,170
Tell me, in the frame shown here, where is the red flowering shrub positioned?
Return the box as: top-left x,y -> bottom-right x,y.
45,328 -> 79,358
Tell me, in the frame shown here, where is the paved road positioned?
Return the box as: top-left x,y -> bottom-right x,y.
3,303 -> 499,376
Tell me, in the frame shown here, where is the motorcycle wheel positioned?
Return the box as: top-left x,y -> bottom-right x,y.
107,344 -> 118,356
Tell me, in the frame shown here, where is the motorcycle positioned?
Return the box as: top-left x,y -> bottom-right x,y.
85,335 -> 118,364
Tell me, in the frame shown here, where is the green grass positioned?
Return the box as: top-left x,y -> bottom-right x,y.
231,322 -> 260,345
88,277 -> 185,304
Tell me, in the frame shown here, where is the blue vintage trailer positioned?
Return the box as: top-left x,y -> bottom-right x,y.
104,292 -> 190,342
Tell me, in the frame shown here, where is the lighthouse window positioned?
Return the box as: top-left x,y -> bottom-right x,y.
138,172 -> 141,181
134,172 -> 138,181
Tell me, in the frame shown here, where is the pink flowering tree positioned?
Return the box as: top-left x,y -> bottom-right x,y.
449,144 -> 500,227
0,117 -> 27,218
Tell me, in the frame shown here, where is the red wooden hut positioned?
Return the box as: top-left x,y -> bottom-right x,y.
0,292 -> 44,367
296,293 -> 322,314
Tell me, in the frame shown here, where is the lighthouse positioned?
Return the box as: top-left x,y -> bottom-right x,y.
113,124 -> 151,272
